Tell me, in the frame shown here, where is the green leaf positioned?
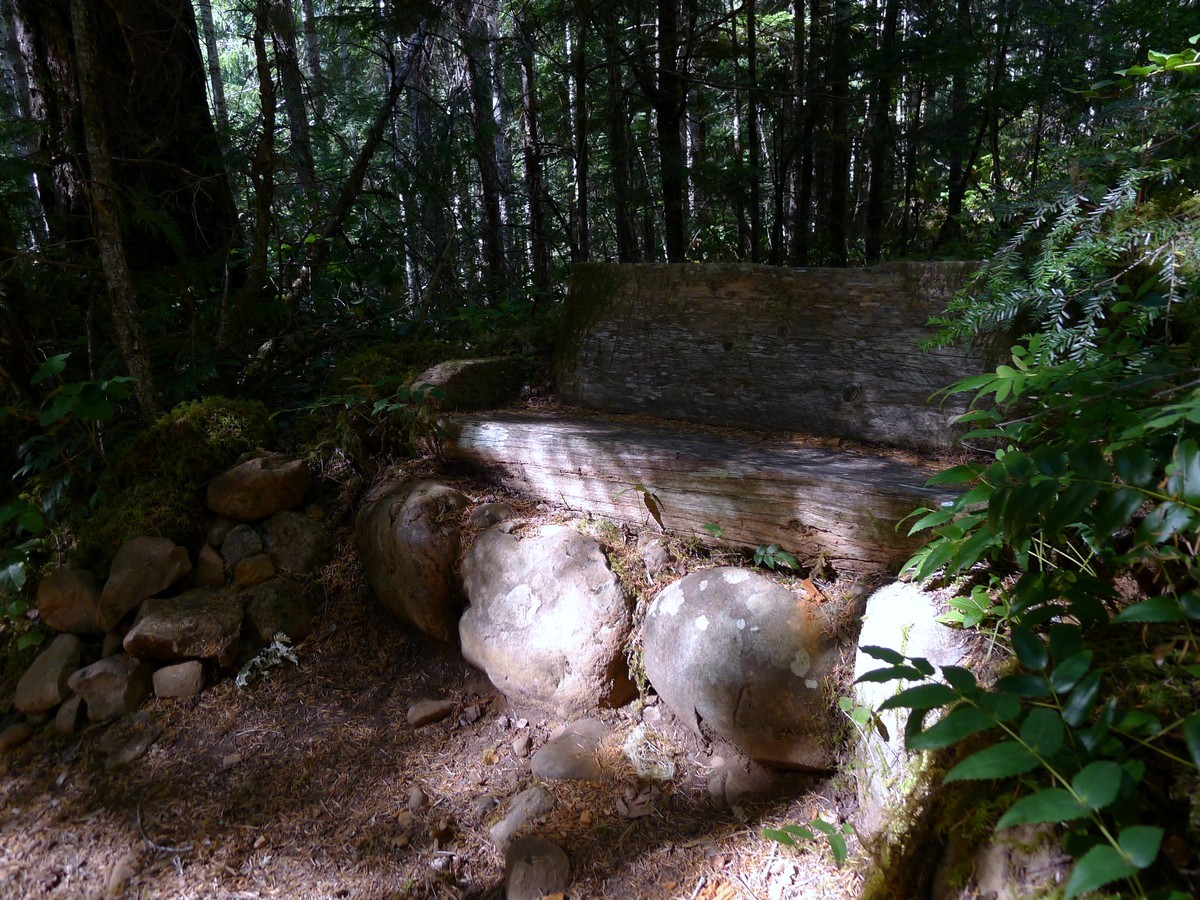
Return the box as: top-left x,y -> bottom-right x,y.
877,683 -> 959,711
1182,713 -> 1200,771
855,665 -> 927,683
761,828 -> 798,846
858,645 -> 905,665
1180,592 -> 1200,619
927,464 -> 983,486
31,353 -> 69,384
908,705 -> 995,751
995,788 -> 1089,830
1167,439 -> 1200,505
1072,761 -> 1122,809
1063,844 -> 1137,899
944,741 -> 1039,781
941,666 -> 978,693
1051,650 -> 1093,693
995,674 -> 1052,698
1068,444 -> 1110,481
1010,626 -> 1049,671
1043,482 -> 1102,535
18,509 -> 44,535
827,832 -> 848,866
1091,488 -> 1144,538
1063,671 -> 1102,728
1020,708 -> 1065,755
701,523 -> 725,538
1114,596 -> 1185,623
17,631 -> 44,650
1119,825 -> 1163,868
1113,446 -> 1155,487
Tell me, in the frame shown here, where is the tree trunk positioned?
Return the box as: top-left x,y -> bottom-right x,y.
68,0 -> 159,418
864,0 -> 900,262
825,0 -> 851,266
937,0 -> 972,248
517,30 -> 549,300
794,0 -> 823,264
572,0 -> 590,261
299,0 -> 322,113
269,0 -> 316,200
604,8 -> 638,263
195,0 -> 229,134
746,0 -> 762,262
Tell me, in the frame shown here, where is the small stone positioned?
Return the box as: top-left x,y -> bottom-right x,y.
14,633 -> 83,714
98,717 -> 162,770
0,722 -> 34,752
194,544 -> 226,589
530,719 -> 606,782
233,553 -> 276,586
262,510 -> 329,576
469,502 -> 515,529
68,654 -> 152,722
505,835 -> 570,900
407,699 -> 454,727
407,786 -> 428,812
395,810 -> 416,829
55,695 -> 87,736
37,566 -> 102,634
221,753 -> 242,770
460,704 -> 482,725
473,795 -> 498,817
153,660 -> 204,698
221,525 -> 263,567
242,578 -> 313,647
512,734 -> 532,758
105,851 -> 138,899
489,786 -> 554,851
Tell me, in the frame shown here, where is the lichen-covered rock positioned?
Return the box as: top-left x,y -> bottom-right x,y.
206,453 -> 311,522
122,589 -> 243,661
242,578 -> 313,646
641,567 -> 837,770
262,510 -> 329,576
460,525 -> 634,717
67,654 -> 152,722
221,524 -> 262,566
97,537 -> 192,633
14,633 -> 83,714
37,566 -> 102,634
355,479 -> 469,643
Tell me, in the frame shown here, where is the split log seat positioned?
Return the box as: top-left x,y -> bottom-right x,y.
444,411 -> 953,577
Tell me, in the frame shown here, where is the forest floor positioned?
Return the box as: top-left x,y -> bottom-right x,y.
0,475 -> 871,899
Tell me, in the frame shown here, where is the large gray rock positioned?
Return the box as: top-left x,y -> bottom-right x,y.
505,835 -> 570,900
489,786 -> 554,851
410,357 -> 525,412
852,582 -> 967,837
206,454 -> 311,522
262,510 -> 329,575
355,480 -> 469,643
641,567 -> 838,770
220,524 -> 263,566
122,589 -> 243,661
37,566 -> 102,634
242,578 -> 313,646
460,525 -> 634,717
14,633 -> 83,714
153,660 -> 205,698
97,537 -> 192,632
67,654 -> 152,722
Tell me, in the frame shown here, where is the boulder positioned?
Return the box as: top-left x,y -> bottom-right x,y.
242,578 -> 313,646
262,510 -> 329,575
221,524 -> 263,566
355,480 -> 469,643
410,357 -> 525,412
55,694 -> 87,735
530,719 -> 607,782
460,525 -> 634,717
641,567 -> 838,770
14,633 -> 83,714
153,660 -> 205,698
122,589 -> 243,661
194,543 -> 226,588
36,566 -> 102,634
67,654 -> 152,722
851,582 -> 967,837
97,537 -> 192,632
505,835 -> 570,900
233,554 -> 275,586
206,454 -> 310,522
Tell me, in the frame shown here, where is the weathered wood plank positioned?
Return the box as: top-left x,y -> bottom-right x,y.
445,411 -> 953,576
552,262 -> 993,452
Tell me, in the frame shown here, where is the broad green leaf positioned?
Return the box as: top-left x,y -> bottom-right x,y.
995,788 -> 1089,830
1072,761 -> 1122,809
995,674 -> 1052,698
855,665 -> 927,683
1063,845 -> 1137,899
809,819 -> 836,836
1114,710 -> 1161,738
1051,650 -> 1093,693
1068,444 -> 1110,482
946,525 -> 998,573
761,828 -> 798,845
827,832 -> 848,866
944,741 -> 1039,782
908,705 -> 995,751
978,691 -> 1022,722
942,666 -> 978,693
1137,501 -> 1194,544
907,507 -> 956,534
1091,488 -> 1144,538
31,353 -> 69,384
1010,626 -> 1048,671
1114,596 -> 1185,623
878,683 -> 959,711
18,509 -> 44,535
927,464 -> 983,486
859,645 -> 905,665
1020,708 -> 1065,755
1119,825 -> 1163,868
1166,439 -> 1200,505
1182,713 -> 1200,771
1049,624 -> 1082,663
1063,671 -> 1102,727
0,561 -> 27,592
1113,446 -> 1155,487
1181,592 -> 1200,619
1042,482 -> 1102,535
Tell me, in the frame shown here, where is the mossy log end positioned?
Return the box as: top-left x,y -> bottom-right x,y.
445,411 -> 954,576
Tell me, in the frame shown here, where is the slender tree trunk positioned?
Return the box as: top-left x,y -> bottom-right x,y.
604,8 -> 637,262
656,0 -> 686,262
270,0 -> 316,200
195,0 -> 229,134
826,0 -> 850,265
746,0 -> 762,262
517,31 -> 549,299
69,0 -> 159,418
795,0 -> 823,264
729,5 -> 748,258
300,0 -> 322,114
572,0 -> 590,261
864,0 -> 900,261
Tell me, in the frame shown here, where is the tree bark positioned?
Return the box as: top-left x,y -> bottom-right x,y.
864,0 -> 900,262
572,0 -> 590,261
270,0 -> 316,200
195,0 -> 229,134
517,27 -> 549,300
299,0 -> 322,113
825,0 -> 851,266
603,7 -> 638,263
745,0 -> 762,262
68,0 -> 159,418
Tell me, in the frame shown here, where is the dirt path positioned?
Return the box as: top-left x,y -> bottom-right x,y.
1,506 -> 865,898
